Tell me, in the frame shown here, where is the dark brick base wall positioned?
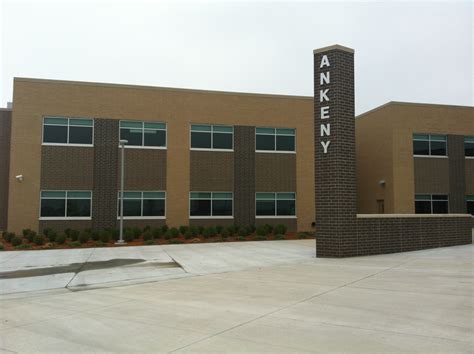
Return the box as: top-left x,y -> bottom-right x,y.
255,218 -> 297,232
39,220 -> 92,234
317,216 -> 472,257
0,110 -> 12,231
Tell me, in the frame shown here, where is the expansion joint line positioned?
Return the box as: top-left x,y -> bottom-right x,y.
65,247 -> 97,289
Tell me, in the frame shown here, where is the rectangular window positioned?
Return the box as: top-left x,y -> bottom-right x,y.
465,137 -> 474,157
256,192 -> 296,217
415,194 -> 448,214
40,191 -> 92,219
466,196 -> 474,216
119,121 -> 167,148
189,192 -> 233,217
118,191 -> 166,218
43,117 -> 93,146
190,124 -> 233,150
256,127 -> 295,152
413,134 -> 447,156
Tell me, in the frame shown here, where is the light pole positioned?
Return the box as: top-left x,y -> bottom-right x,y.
116,139 -> 128,245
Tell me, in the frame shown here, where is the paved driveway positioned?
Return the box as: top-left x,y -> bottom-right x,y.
0,241 -> 473,352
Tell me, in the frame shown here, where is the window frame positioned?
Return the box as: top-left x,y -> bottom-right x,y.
255,127 -> 296,154
39,190 -> 93,220
255,192 -> 297,218
189,191 -> 234,219
119,120 -> 167,150
464,136 -> 474,159
413,134 -> 448,158
189,124 -> 234,152
414,194 -> 449,214
117,191 -> 166,220
42,117 -> 94,147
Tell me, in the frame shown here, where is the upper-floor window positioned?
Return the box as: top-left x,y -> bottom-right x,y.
413,134 -> 447,156
465,137 -> 474,157
189,192 -> 233,217
43,117 -> 93,146
190,124 -> 233,150
415,194 -> 448,214
256,192 -> 296,217
40,191 -> 92,219
118,191 -> 166,218
256,128 -> 295,152
466,196 -> 474,216
120,121 -> 167,148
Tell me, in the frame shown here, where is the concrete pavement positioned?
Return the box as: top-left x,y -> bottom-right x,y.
0,240 -> 473,352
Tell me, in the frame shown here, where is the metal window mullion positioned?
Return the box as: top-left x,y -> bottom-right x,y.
141,122 -> 145,147
141,192 -> 144,217
66,119 -> 70,144
210,126 -> 214,149
64,191 -> 69,217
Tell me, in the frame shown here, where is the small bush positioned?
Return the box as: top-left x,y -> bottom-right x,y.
0,243 -> 4,250
56,234 -> 66,244
3,232 -> 14,243
95,241 -> 105,247
197,226 -> 205,235
249,225 -> 256,233
215,225 -> 223,234
256,226 -> 267,236
238,226 -> 250,237
297,232 -> 313,239
161,224 -> 169,233
274,234 -> 285,240
124,229 -> 134,242
110,228 -> 119,241
64,228 -> 72,237
33,235 -> 45,246
22,229 -> 32,237
226,225 -> 237,236
11,236 -> 22,247
143,231 -> 153,241
169,227 -> 179,237
79,232 -> 90,244
189,226 -> 199,237
203,226 -> 216,238
100,231 -> 111,243
26,231 -> 37,243
15,244 -> 31,249
238,236 -> 246,241
273,224 -> 287,235
179,226 -> 188,235
90,230 -> 100,241
144,240 -> 155,245
68,241 -> 81,248
43,227 -> 53,237
132,227 -> 142,238
152,227 -> 163,239
221,229 -> 230,239
263,224 -> 273,234
143,225 -> 151,232
70,229 -> 80,242
254,235 -> 266,241
47,230 -> 57,243
184,229 -> 193,240
169,239 -> 183,244
164,230 -> 173,240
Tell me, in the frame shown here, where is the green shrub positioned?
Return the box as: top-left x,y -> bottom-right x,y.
226,225 -> 237,236
26,231 -> 37,243
95,241 -> 105,247
68,241 -> 81,248
203,226 -> 216,238
273,224 -> 287,235
0,243 -> 4,250
215,225 -> 223,234
132,227 -> 142,238
100,231 -> 111,243
221,229 -> 230,239
43,227 -> 53,237
169,239 -> 183,244
79,232 -> 90,244
274,234 -> 285,240
56,234 -> 66,244
33,235 -> 45,246
297,232 -> 313,239
124,229 -> 134,242
69,229 -> 80,241
143,231 -> 153,241
22,228 -> 32,237
249,225 -> 256,233
11,236 -> 22,247
169,227 -> 179,237
184,229 -> 193,240
238,226 -> 250,237
144,240 -> 155,245
64,228 -> 72,237
90,230 -> 100,241
164,230 -> 173,240
3,232 -> 14,243
256,226 -> 267,236
15,244 -> 31,249
143,225 -> 151,232
47,230 -> 57,243
263,224 -> 273,234
197,226 -> 205,235
161,224 -> 169,233
238,236 -> 246,241
152,227 -> 163,239
189,226 -> 199,236
179,226 -> 188,235
254,235 -> 266,241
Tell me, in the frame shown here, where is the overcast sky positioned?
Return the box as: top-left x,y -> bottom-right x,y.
1,0 -> 472,114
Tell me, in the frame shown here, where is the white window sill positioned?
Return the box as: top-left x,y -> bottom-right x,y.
42,143 -> 94,148
39,217 -> 92,221
465,156 -> 474,159
189,216 -> 234,219
256,150 -> 296,154
116,216 -> 166,220
190,148 -> 234,152
255,216 -> 297,219
413,155 -> 448,159
119,145 -> 167,150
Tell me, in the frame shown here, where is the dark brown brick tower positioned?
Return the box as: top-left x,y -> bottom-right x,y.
314,45 -> 356,257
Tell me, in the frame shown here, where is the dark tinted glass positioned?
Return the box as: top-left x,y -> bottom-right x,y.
413,140 -> 429,155
415,201 -> 431,214
276,135 -> 295,151
467,201 -> 474,216
465,143 -> 474,157
256,200 -> 275,216
277,200 -> 296,216
120,128 -> 142,146
256,134 -> 275,150
190,199 -> 211,216
432,200 -> 448,213
212,200 -> 232,216
41,199 -> 66,217
67,199 -> 91,217
191,132 -> 211,149
144,130 -> 166,147
43,125 -> 68,144
123,199 -> 141,216
69,126 -> 93,145
213,133 -> 232,149
430,141 -> 446,156
143,199 -> 165,216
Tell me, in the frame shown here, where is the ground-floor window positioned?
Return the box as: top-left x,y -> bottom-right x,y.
189,192 -> 233,217
118,191 -> 165,218
256,192 -> 296,217
40,191 -> 92,219
467,196 -> 474,216
415,194 -> 448,214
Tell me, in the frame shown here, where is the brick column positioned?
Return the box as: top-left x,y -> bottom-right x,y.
447,135 -> 466,213
314,45 -> 356,257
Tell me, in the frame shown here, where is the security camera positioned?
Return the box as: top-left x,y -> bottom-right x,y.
378,179 -> 385,186
15,175 -> 23,182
